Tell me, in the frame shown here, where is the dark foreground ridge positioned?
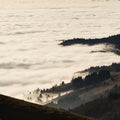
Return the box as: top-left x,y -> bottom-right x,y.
60,34 -> 120,55
0,94 -> 94,120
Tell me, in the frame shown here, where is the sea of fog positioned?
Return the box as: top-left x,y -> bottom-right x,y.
0,0 -> 120,99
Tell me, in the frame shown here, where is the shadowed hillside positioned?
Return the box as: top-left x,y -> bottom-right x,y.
0,94 -> 94,120
60,34 -> 120,55
72,92 -> 120,120
24,63 -> 120,110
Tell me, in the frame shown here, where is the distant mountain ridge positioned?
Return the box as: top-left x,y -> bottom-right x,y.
60,34 -> 120,55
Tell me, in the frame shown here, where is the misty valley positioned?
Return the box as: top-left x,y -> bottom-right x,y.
0,0 -> 120,120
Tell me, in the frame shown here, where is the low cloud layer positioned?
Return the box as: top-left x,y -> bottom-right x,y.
0,1 -> 120,99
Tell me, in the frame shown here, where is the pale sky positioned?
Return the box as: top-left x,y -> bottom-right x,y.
0,0 -> 88,3
0,0 -> 119,6
0,0 -> 92,8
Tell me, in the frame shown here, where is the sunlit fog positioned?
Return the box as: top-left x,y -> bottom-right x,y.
0,0 -> 120,99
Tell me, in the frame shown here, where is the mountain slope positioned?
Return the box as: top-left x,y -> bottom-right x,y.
72,93 -> 120,120
47,71 -> 120,110
0,94 -> 94,120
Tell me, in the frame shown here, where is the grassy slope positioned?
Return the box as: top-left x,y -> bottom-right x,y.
0,94 -> 94,120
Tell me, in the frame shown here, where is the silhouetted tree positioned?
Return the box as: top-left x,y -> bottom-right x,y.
98,70 -> 110,81
71,76 -> 84,89
85,72 -> 98,85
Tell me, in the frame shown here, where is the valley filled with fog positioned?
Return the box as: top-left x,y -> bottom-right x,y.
0,0 -> 120,99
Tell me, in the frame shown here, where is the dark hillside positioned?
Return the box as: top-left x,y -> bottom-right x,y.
0,94 -> 94,120
72,92 -> 120,120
